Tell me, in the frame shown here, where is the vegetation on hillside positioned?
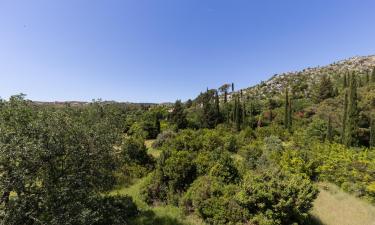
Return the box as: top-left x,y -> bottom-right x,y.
1,56 -> 375,224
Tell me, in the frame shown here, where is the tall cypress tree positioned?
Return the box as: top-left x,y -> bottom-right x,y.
215,90 -> 220,115
201,90 -> 219,129
248,100 -> 254,129
365,70 -> 370,83
242,102 -> 246,125
343,73 -> 348,88
370,118 -> 375,148
288,97 -> 292,131
371,67 -> 375,83
341,90 -> 348,144
214,90 -> 221,125
235,96 -> 242,131
231,83 -> 235,92
326,116 -> 333,142
284,87 -> 290,130
155,116 -> 161,137
344,74 -> 359,147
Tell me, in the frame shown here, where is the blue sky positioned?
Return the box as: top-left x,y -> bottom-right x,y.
1,0 -> 375,103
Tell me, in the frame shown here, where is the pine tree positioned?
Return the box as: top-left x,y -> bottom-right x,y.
326,116 -> 333,142
341,90 -> 348,144
370,118 -> 375,148
344,74 -> 359,147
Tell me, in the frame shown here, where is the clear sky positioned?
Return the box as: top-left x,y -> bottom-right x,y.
1,0 -> 375,103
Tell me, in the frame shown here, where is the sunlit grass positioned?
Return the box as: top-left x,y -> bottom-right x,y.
310,182 -> 375,225
110,174 -> 205,225
145,139 -> 162,159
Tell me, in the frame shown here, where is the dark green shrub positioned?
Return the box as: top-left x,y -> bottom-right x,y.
181,176 -> 247,225
235,169 -> 318,224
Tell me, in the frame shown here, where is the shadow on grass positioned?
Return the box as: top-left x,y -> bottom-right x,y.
130,209 -> 185,225
303,214 -> 325,225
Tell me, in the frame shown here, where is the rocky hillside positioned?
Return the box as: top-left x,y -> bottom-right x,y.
234,55 -> 375,100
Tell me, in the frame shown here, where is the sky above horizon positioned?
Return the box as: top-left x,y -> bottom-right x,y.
1,0 -> 375,103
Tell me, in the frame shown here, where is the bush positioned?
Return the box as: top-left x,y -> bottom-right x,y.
121,137 -> 153,166
235,169 -> 318,224
181,176 -> 247,225
141,150 -> 197,205
151,130 -> 176,148
238,141 -> 263,169
91,196 -> 138,225
209,153 -> 240,184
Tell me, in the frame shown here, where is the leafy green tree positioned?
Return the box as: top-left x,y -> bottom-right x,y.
0,95 -> 137,225
307,118 -> 328,142
121,137 -> 153,166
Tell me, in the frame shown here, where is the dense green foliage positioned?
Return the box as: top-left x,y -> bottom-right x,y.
2,58 -> 375,225
0,96 -> 140,224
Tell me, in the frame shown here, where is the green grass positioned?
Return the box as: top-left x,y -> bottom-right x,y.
309,182 -> 375,225
109,175 -> 205,225
145,139 -> 162,159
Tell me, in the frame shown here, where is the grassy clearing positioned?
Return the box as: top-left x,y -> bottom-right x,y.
109,139 -> 205,225
110,175 -> 205,225
145,139 -> 162,159
310,182 -> 375,225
